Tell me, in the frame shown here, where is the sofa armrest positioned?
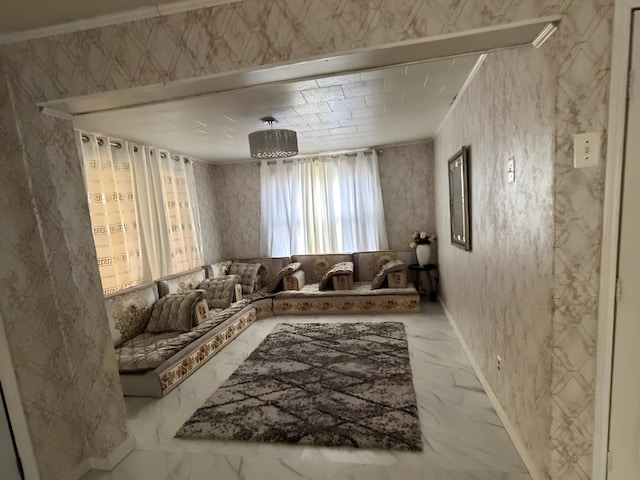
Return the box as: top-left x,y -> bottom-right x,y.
283,270 -> 306,291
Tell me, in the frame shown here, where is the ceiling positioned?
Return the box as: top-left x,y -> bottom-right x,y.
74,54 -> 482,163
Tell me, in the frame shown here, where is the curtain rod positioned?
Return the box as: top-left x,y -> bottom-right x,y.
80,133 -> 190,163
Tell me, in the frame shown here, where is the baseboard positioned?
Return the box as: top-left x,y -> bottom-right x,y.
438,298 -> 546,480
89,435 -> 136,470
62,436 -> 136,480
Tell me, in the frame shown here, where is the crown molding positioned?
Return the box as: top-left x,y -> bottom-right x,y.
0,0 -> 242,45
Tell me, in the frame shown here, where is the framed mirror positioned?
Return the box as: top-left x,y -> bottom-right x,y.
448,146 -> 471,251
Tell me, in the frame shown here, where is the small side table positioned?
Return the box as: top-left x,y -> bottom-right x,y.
408,263 -> 438,302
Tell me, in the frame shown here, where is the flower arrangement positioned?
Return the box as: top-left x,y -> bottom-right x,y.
409,231 -> 436,249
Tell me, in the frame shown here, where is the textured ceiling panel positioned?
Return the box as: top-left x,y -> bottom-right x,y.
74,54 -> 481,162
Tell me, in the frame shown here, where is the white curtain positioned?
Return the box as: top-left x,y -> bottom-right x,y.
261,150 -> 389,256
80,133 -> 144,295
80,132 -> 202,294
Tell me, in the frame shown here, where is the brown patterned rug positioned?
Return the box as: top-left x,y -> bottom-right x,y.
176,322 -> 422,451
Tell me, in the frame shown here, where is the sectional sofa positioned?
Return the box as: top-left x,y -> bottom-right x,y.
105,250 -> 420,397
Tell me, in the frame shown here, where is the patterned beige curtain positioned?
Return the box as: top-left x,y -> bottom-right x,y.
80,133 -> 144,295
79,132 -> 202,295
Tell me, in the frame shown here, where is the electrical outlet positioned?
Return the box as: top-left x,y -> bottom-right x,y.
496,355 -> 503,372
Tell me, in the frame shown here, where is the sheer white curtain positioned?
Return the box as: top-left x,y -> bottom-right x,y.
79,131 -> 202,293
154,149 -> 202,274
261,150 -> 388,256
79,132 -> 144,295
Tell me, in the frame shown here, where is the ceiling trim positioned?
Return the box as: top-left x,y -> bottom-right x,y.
0,0 -> 242,45
41,15 -> 561,117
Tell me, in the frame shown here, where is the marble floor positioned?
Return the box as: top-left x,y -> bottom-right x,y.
83,303 -> 531,480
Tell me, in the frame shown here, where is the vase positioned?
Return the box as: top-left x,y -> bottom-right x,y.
416,244 -> 432,267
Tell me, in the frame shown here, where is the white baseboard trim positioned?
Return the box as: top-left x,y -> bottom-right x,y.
63,436 -> 136,480
438,298 -> 546,480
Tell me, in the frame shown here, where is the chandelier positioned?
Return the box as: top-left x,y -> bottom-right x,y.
248,116 -> 298,159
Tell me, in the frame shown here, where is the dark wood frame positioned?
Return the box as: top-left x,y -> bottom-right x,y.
447,146 -> 471,251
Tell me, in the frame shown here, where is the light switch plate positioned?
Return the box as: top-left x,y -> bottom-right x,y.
574,132 -> 601,168
507,157 -> 515,183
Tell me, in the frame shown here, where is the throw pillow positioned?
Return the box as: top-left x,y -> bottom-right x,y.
210,260 -> 232,278
228,262 -> 261,294
318,262 -> 354,290
371,259 -> 406,289
193,298 -> 209,326
197,275 -> 239,309
266,262 -> 302,292
145,291 -> 203,333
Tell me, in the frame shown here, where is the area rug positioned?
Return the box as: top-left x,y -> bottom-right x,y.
176,322 -> 423,451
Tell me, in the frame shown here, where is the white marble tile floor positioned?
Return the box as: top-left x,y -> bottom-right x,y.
82,303 -> 531,480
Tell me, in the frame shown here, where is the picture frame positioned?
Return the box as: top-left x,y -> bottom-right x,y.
448,146 -> 471,251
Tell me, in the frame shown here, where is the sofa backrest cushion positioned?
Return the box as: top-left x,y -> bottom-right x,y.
105,282 -> 159,347
198,275 -> 239,309
228,262 -> 262,294
204,260 -> 232,279
158,268 -> 207,296
232,257 -> 291,292
145,290 -> 203,333
291,254 -> 353,283
353,250 -> 416,282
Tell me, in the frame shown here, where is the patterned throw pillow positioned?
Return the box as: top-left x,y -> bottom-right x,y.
193,298 -> 209,326
371,259 -> 406,289
145,290 -> 203,333
318,262 -> 354,290
228,262 -> 261,294
197,275 -> 239,309
265,262 -> 302,292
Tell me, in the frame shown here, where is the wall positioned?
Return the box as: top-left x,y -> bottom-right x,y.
0,1 -> 612,479
193,160 -> 224,263
210,162 -> 261,259
0,69 -> 129,479
378,142 -> 435,250
209,142 -> 435,259
435,47 -> 555,477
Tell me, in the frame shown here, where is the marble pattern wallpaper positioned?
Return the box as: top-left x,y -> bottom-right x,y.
193,160 -> 224,264
211,162 -> 262,259
0,71 -> 129,479
434,46 -> 555,477
378,142 -> 435,250
0,0 -> 612,478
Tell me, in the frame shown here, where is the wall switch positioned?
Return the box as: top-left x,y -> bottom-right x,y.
496,355 -> 503,372
507,158 -> 515,183
573,132 -> 601,168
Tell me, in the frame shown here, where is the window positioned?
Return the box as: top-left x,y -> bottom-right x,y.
260,150 -> 388,256
79,132 -> 202,295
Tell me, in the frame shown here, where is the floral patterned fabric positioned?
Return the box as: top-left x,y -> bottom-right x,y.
273,295 -> 419,316
371,259 -> 407,289
283,270 -> 305,291
353,250 -> 415,282
291,254 -> 353,283
275,281 -> 416,297
105,283 -> 159,347
198,275 -> 239,309
332,274 -> 353,290
117,300 -> 251,372
145,291 -> 203,333
318,262 -> 354,290
228,262 -> 261,294
193,299 -> 209,326
388,270 -> 408,289
231,257 -> 291,292
158,269 -> 206,296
